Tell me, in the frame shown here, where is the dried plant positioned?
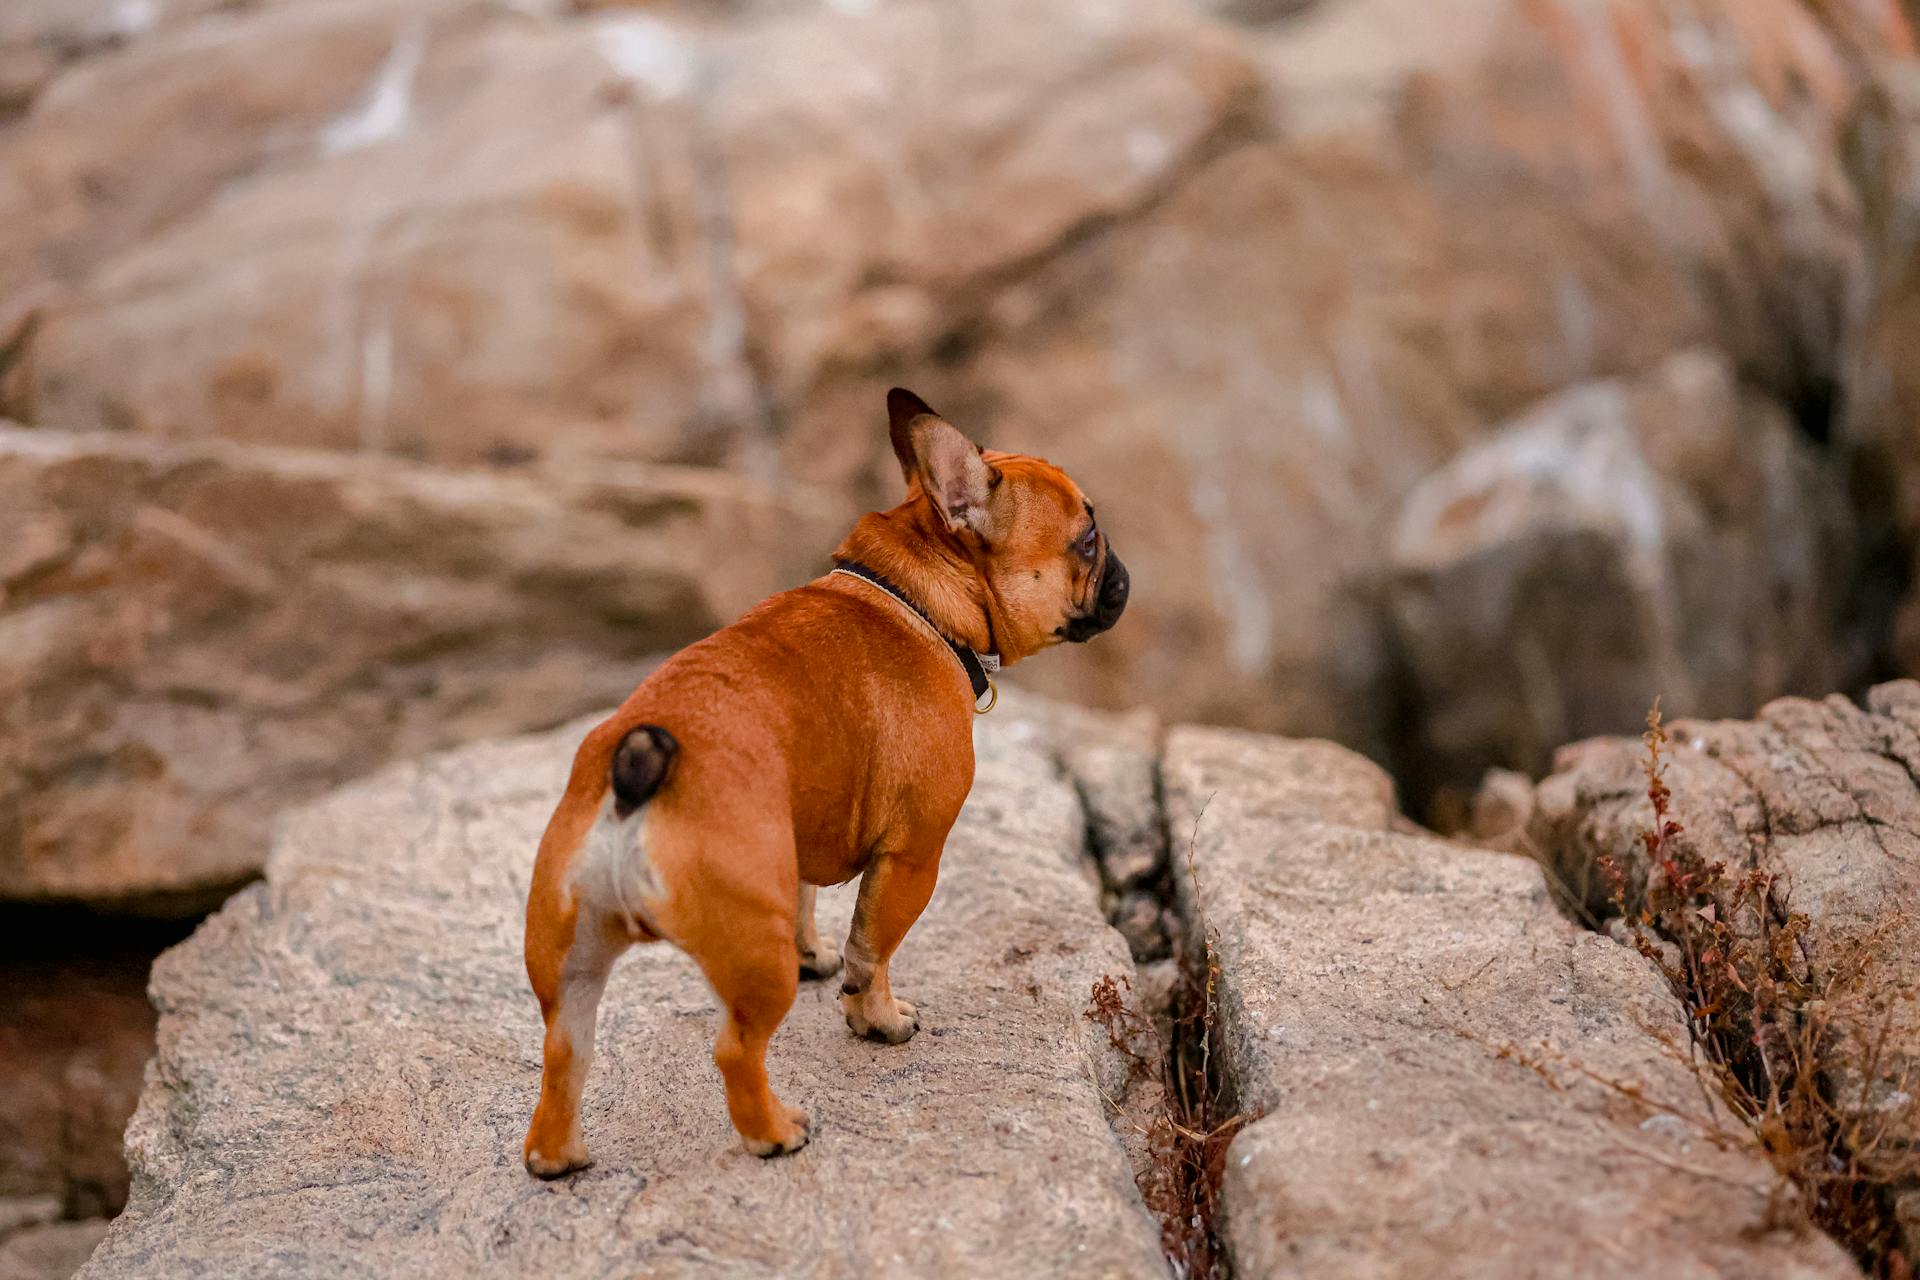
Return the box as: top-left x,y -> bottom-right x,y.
1601,701 -> 1919,1277
1085,801 -> 1254,1279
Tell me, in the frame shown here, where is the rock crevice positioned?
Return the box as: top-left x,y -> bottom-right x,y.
1526,682 -> 1920,1265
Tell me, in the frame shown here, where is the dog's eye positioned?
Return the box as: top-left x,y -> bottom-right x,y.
1075,525 -> 1098,561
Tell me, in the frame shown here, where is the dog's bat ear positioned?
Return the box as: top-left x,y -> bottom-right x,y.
886,387 -> 1002,541
918,421 -> 1000,541
887,387 -> 938,483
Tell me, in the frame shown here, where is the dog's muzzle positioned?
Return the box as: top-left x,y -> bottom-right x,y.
1065,551 -> 1129,642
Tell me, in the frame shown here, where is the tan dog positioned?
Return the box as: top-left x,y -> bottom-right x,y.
521,389 -> 1129,1172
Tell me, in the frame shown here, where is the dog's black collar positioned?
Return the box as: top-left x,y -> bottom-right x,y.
830,560 -> 999,702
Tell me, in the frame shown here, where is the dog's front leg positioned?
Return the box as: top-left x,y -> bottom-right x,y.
840,853 -> 938,1044
795,883 -> 843,981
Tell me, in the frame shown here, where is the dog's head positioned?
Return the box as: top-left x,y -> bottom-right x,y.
884,388 -> 1128,663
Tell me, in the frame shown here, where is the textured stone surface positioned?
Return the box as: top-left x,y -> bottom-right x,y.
1,0 -> 1257,473
1841,60 -> 1920,677
955,0 -> 1890,743
1387,351 -> 1858,812
0,426 -> 840,909
78,710 -> 1164,1279
994,691 -> 1166,893
987,691 -> 1172,958
1161,725 -> 1860,1279
0,1211 -> 108,1280
1528,680 -> 1920,1244
0,910 -> 186,1219
0,0 -> 1909,756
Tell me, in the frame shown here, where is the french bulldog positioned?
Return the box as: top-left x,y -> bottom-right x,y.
523,388 -> 1129,1173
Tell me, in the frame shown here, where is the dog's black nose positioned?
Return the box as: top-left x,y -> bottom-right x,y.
1095,552 -> 1129,627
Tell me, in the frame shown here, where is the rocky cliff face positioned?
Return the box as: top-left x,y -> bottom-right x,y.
1386,350 -> 1860,814
0,426 -> 841,911
73,691 -> 1899,1278
6,0 -> 1920,1271
3,0 -> 1917,812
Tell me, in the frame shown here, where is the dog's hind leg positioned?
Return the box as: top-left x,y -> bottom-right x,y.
523,903 -> 627,1178
795,883 -> 843,981
686,911 -> 808,1158
522,722 -> 677,1177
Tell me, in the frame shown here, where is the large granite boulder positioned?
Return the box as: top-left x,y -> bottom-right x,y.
74,693 -> 1893,1276
1163,725 -> 1860,1278
0,426 -> 841,909
77,707 -> 1166,1278
1386,350 -> 1859,816
2,0 -> 1911,753
0,0 -> 1258,473
903,0 -> 1897,742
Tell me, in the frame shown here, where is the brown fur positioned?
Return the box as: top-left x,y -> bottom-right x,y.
522,390 -> 1127,1171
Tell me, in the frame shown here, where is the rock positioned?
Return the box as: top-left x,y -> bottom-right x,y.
1840,63 -> 1920,677
0,908 -> 184,1218
1526,680 -> 1920,1244
1160,724 -> 1859,1278
0,1215 -> 109,1280
0,426 -> 842,909
1386,351 -> 1858,814
0,0 -> 234,125
3,0 -> 1258,472
953,0 -> 1891,747
1110,890 -> 1172,964
1463,767 -> 1532,851
993,689 -> 1167,893
78,711 -> 1165,1278
2,0 -> 1909,759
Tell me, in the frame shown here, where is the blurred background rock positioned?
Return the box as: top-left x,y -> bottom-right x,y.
2,0 -> 1919,1271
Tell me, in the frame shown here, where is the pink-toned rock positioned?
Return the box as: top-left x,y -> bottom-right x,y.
1528,681 -> 1920,1257
0,425 -> 841,908
1158,723 -> 1860,1278
947,0 -> 1892,742
2,0 -> 1907,749
5,0 -> 1259,474
75,709 -> 1165,1279
1385,351 -> 1857,811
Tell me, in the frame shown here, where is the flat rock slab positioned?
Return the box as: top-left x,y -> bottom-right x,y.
80,713 -> 1164,1279
1162,727 -> 1859,1279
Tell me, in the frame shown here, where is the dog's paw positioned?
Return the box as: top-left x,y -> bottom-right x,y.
798,939 -> 844,982
524,1142 -> 592,1180
844,996 -> 920,1045
742,1107 -> 811,1159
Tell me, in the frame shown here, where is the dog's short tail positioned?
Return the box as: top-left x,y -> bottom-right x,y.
610,725 -> 678,819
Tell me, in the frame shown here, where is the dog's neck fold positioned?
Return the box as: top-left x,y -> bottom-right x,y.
833,500 -> 1010,664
